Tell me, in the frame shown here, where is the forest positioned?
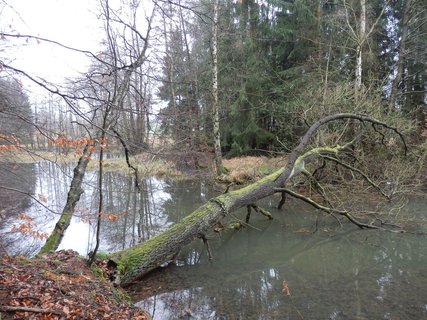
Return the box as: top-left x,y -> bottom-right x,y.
1,0 -> 427,319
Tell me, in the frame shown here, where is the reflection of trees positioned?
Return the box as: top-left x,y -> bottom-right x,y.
97,174 -> 164,251
161,179 -> 215,224
0,163 -> 37,255
130,222 -> 427,320
99,176 -> 216,252
0,164 -> 217,255
0,163 -> 36,216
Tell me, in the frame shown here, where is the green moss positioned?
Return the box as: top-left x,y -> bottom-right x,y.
51,259 -> 62,266
227,221 -> 242,229
111,287 -> 132,304
90,264 -> 104,279
38,235 -> 59,255
17,257 -> 32,265
229,169 -> 282,197
38,212 -> 72,255
258,164 -> 272,175
94,252 -> 110,260
113,199 -> 225,284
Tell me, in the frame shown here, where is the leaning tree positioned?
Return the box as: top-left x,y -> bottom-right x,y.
105,113 -> 407,286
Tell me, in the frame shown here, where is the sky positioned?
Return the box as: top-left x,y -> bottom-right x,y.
1,0 -> 104,98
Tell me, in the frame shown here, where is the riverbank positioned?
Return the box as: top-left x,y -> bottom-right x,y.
0,149 -> 286,182
0,250 -> 150,319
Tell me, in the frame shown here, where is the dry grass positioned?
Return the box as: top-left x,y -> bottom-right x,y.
221,155 -> 287,184
0,150 -> 80,164
91,156 -> 182,178
1,150 -> 289,182
0,150 -> 183,178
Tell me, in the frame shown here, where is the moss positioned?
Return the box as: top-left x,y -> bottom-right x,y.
227,221 -> 243,229
51,259 -> 62,266
38,235 -> 59,255
38,212 -> 72,255
94,251 -> 110,260
17,257 -> 32,265
90,264 -> 104,279
112,287 -> 132,304
113,200 -> 223,284
258,164 -> 272,175
229,169 -> 282,197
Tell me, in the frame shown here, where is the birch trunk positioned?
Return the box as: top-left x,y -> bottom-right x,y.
212,0 -> 224,175
355,0 -> 366,92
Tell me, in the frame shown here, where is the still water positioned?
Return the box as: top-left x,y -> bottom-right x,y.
1,162 -> 427,319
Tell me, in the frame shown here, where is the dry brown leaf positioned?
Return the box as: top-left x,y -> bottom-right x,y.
282,280 -> 291,296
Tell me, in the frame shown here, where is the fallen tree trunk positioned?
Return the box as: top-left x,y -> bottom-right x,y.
108,114 -> 406,285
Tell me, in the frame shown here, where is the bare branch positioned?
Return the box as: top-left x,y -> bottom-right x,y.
321,155 -> 391,200
274,187 -> 379,230
0,185 -> 60,215
276,113 -> 407,185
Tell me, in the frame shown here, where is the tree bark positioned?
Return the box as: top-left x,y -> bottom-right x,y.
38,144 -> 94,255
212,0 -> 224,175
389,0 -> 412,112
109,113 -> 406,286
355,0 -> 366,93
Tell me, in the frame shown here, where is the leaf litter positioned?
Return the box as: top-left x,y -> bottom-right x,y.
0,250 -> 149,319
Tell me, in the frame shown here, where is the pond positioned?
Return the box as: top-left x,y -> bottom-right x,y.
1,162 -> 427,319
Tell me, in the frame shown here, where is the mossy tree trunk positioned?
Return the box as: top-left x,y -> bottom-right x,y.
110,113 -> 406,286
38,145 -> 93,255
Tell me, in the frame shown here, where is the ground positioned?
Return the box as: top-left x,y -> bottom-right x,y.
0,250 -> 150,320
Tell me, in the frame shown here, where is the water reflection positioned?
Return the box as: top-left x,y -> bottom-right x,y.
131,202 -> 427,320
0,161 -> 216,256
1,162 -> 427,319
0,162 -> 37,255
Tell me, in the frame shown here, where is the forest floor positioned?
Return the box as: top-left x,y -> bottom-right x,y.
0,250 -> 150,320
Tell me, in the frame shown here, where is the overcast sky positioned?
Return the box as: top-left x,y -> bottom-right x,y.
1,0 -> 104,97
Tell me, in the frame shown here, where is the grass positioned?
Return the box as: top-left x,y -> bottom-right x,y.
0,150 -> 184,178
1,149 -> 288,182
221,155 -> 287,184
88,156 -> 182,178
0,150 -> 80,164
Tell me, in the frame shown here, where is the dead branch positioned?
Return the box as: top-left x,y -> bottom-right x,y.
321,155 -> 391,200
0,305 -> 66,318
274,187 -> 379,230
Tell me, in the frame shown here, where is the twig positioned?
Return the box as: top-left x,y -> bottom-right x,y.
0,305 -> 66,318
250,204 -> 273,220
246,205 -> 252,223
199,234 -> 213,261
0,186 -> 60,215
321,155 -> 391,200
274,188 -> 379,230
